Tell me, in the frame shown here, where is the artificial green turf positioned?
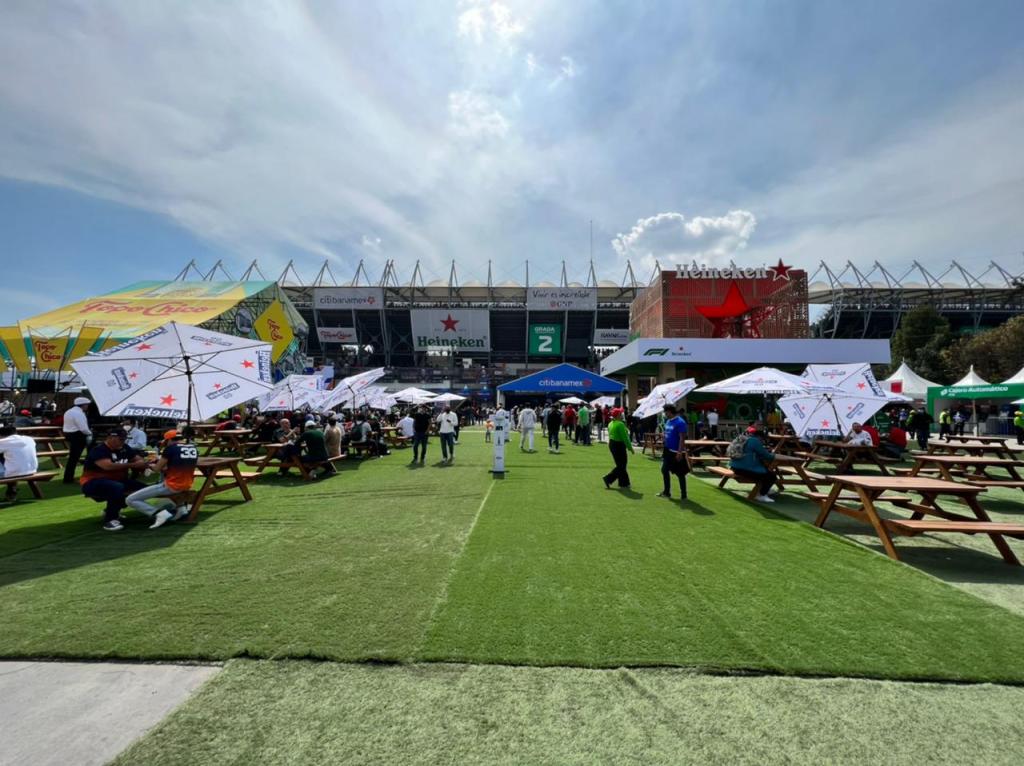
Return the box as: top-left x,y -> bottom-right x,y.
2,432 -> 1024,682
421,440 -> 1024,682
113,660 -> 1024,766
0,448 -> 492,660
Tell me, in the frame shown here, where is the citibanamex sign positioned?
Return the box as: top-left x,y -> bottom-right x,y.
313,287 -> 384,309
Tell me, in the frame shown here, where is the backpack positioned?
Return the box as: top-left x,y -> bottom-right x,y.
726,434 -> 750,460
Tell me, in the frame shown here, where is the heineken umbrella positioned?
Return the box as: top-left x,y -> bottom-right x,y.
256,374 -> 322,412
319,367 -> 387,411
696,367 -> 827,396
777,392 -> 888,439
633,379 -> 697,419
432,392 -> 466,404
591,396 -> 617,408
802,363 -> 885,397
558,396 -> 587,405
71,321 -> 273,423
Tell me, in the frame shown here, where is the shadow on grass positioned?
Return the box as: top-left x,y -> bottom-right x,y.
0,503 -> 228,588
857,538 -> 1024,585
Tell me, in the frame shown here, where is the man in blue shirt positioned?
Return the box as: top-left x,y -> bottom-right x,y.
658,404 -> 689,500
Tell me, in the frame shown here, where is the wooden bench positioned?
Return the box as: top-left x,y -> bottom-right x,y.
0,471 -> 58,500
960,479 -> 1024,488
384,433 -> 410,448
806,491 -> 913,506
708,466 -> 781,500
35,449 -> 70,469
793,451 -> 841,464
887,519 -> 1024,539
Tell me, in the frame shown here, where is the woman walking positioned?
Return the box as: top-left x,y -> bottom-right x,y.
603,408 -> 633,489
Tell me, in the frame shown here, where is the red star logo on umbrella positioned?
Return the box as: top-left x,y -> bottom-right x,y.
160,394 -> 176,406
213,383 -> 222,389
856,381 -> 866,390
441,314 -> 459,332
768,259 -> 792,281
821,419 -> 831,428
241,359 -> 254,368
128,372 -> 138,380
137,343 -> 153,351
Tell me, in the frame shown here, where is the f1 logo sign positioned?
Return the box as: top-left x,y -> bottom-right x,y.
643,348 -> 669,356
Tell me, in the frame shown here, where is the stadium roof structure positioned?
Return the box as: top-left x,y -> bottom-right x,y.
175,257 -> 648,306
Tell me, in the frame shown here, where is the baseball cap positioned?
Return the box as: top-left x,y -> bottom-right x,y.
232,414 -> 242,422
163,430 -> 179,441
19,409 -> 30,416
74,396 -> 90,406
611,407 -> 624,418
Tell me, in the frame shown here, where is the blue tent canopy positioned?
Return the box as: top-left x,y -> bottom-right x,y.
497,364 -> 624,394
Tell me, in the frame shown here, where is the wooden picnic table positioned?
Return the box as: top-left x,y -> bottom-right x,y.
187,456 -> 256,522
946,434 -> 1013,444
202,428 -> 255,456
925,440 -> 1017,459
804,440 -> 893,475
908,454 -> 1024,491
767,433 -> 803,455
813,475 -> 1024,565
686,439 -> 732,456
30,432 -> 69,470
709,454 -> 822,498
642,433 -> 664,456
17,425 -> 62,436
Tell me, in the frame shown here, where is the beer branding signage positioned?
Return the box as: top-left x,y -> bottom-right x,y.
410,309 -> 491,352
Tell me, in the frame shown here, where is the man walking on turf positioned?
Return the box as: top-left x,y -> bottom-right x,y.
411,404 -> 432,464
657,404 -> 689,500
518,404 -> 536,452
546,403 -> 562,453
437,405 -> 459,464
603,407 -> 633,489
62,396 -> 92,483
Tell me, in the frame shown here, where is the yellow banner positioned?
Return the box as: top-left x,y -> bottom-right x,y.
0,326 -> 32,372
254,299 -> 294,361
69,326 -> 106,360
31,334 -> 71,371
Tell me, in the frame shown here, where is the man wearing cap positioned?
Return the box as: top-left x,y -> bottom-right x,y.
657,404 -> 689,500
126,429 -> 198,528
80,430 -> 149,531
62,396 -> 93,484
603,407 -> 634,489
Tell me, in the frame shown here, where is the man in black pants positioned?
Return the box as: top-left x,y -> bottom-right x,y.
61,396 -> 92,483
657,404 -> 689,500
603,407 -> 633,489
411,405 -> 432,465
546,404 -> 562,453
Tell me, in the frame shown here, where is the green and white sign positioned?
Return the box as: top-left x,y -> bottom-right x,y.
529,323 -> 562,356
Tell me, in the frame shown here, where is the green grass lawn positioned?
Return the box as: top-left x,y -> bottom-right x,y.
2,431 -> 1024,681
113,659 -> 1024,766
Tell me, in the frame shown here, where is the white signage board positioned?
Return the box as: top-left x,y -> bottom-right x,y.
411,309 -> 491,352
316,326 -> 358,344
527,287 -> 597,311
594,328 -> 630,346
313,287 -> 385,310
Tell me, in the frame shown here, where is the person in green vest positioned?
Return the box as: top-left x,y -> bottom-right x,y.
1014,410 -> 1024,446
603,408 -> 634,489
938,407 -> 952,442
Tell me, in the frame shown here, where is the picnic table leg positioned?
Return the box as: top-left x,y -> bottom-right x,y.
871,452 -> 890,476
230,463 -> 253,502
796,465 -> 819,493
963,494 -> 1021,566
813,482 -> 844,527
186,472 -> 217,523
27,480 -> 43,499
855,486 -> 901,561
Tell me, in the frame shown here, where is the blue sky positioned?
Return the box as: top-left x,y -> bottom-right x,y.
2,0 -> 1023,323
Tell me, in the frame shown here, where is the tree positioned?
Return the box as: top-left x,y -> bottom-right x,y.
889,306 -> 953,383
941,316 -> 1024,383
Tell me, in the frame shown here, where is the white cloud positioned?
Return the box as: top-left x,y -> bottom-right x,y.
525,52 -> 539,75
457,1 -> 526,49
447,90 -> 510,141
360,235 -> 382,254
560,55 -> 577,79
612,210 -> 758,271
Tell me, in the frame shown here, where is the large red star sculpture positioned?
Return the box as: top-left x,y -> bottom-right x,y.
441,314 -> 459,332
768,259 -> 792,281
695,281 -> 777,338
160,394 -> 176,406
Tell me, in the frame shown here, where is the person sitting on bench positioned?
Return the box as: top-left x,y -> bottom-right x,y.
727,423 -> 777,503
349,414 -> 377,457
844,422 -> 874,447
280,419 -> 333,477
80,430 -> 149,532
0,425 -> 39,501
125,429 -> 198,529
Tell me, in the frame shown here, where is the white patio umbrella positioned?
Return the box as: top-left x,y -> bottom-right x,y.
777,392 -> 889,439
71,321 -> 274,423
591,396 -> 617,408
696,367 -> 828,396
803,363 -> 885,397
318,367 -> 387,411
432,392 -> 466,404
633,379 -> 698,419
558,396 -> 587,405
393,386 -> 438,403
256,374 -> 322,412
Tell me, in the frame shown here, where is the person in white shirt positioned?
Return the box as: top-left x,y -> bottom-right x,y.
398,413 -> 416,439
540,406 -> 550,437
707,409 -> 720,440
124,421 -> 148,451
0,425 -> 40,501
62,396 -> 92,484
518,405 -> 537,452
845,423 -> 874,447
436,406 -> 459,464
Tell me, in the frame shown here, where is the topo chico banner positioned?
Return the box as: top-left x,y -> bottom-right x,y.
410,309 -> 490,352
